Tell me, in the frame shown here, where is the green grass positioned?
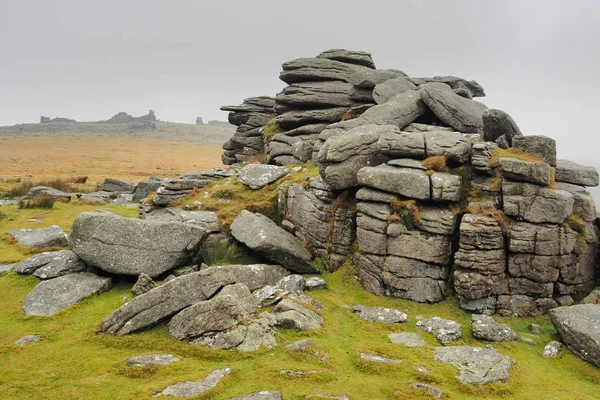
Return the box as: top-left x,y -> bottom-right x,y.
0,263 -> 599,399
0,201 -> 138,263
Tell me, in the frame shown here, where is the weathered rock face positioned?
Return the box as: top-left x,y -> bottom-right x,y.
7,225 -> 68,249
549,304 -> 600,367
239,164 -> 288,189
482,109 -> 522,145
23,273 -> 112,316
132,177 -> 165,201
555,159 -> 600,187
70,212 -> 207,277
434,346 -> 514,385
100,178 -> 135,194
231,210 -> 317,274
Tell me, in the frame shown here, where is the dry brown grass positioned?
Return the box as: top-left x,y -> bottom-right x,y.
390,199 -> 421,228
341,111 -> 360,121
490,147 -> 545,166
466,206 -> 512,231
548,168 -> 558,189
422,155 -> 448,172
0,135 -> 224,188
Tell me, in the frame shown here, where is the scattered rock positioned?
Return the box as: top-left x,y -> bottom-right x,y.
70,212 -> 207,277
528,323 -> 542,334
471,314 -> 517,342
227,392 -> 282,400
7,225 -> 68,249
360,353 -> 401,363
276,274 -> 306,292
231,211 -> 317,274
153,367 -> 231,397
131,273 -> 157,296
13,250 -> 86,279
100,178 -> 135,193
482,109 -> 522,144
305,277 -> 328,290
0,263 -> 14,273
126,354 -> 180,367
272,298 -> 323,330
415,366 -> 432,374
23,272 -> 112,316
512,135 -> 557,167
411,383 -> 443,398
416,317 -> 462,345
549,304 -> 600,367
520,336 -> 538,345
14,334 -> 43,346
388,332 -> 426,347
542,341 -> 561,358
28,186 -> 72,201
280,369 -> 324,377
433,346 -> 514,385
239,164 -> 288,190
286,338 -> 314,352
352,305 -> 407,324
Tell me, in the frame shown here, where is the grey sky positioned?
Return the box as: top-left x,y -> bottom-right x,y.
1,1 -> 599,168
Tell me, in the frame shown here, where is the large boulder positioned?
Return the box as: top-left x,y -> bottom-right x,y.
555,160 -> 599,187
168,283 -> 258,340
70,212 -> 207,277
372,77 -> 417,104
420,82 -> 487,133
482,109 -> 522,143
433,346 -> 514,385
100,178 -> 135,193
238,164 -> 288,190
28,186 -> 72,201
23,273 -> 112,316
7,225 -> 68,249
549,304 -> 600,367
230,211 -> 317,274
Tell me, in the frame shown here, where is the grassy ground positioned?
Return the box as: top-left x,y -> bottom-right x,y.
1,263 -> 599,400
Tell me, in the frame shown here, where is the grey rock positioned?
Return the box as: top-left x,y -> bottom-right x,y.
203,264 -> 289,291
14,250 -> 86,279
503,182 -> 573,224
99,268 -> 238,335
528,323 -> 542,334
557,183 -> 596,221
0,263 -> 14,273
192,313 -> 277,352
509,221 -> 576,256
425,131 -> 472,164
430,172 -> 462,202
352,305 -> 407,324
434,346 -> 514,385
357,90 -> 426,128
498,158 -> 551,186
280,57 -> 367,84
252,285 -> 285,307
512,135 -> 557,166
277,81 -> 354,108
276,274 -> 306,292
227,392 -> 282,400
420,82 -> 488,133
388,332 -> 426,347
471,314 -> 517,342
378,131 -> 425,158
239,164 -> 288,190
348,69 -> 408,88
582,288 -> 600,304
131,273 -> 157,296
317,49 -> 376,68
272,298 -> 323,330
132,177 -> 165,201
28,186 -> 71,201
357,165 -> 430,200
472,142 -> 497,175
372,77 -> 417,104
286,338 -> 314,352
23,272 -> 112,316
305,277 -> 328,290
305,395 -> 348,400
7,225 -> 68,249
168,283 -> 258,340
416,317 -> 462,345
555,159 -> 599,187
70,212 -> 207,277
79,191 -> 111,204
143,208 -> 220,233
276,108 -> 348,130
360,353 -> 401,363
411,383 -> 443,398
231,211 -> 317,274
14,334 -> 43,346
100,178 -> 135,193
126,354 -> 180,367
482,109 -> 522,143
154,367 -> 231,397
387,231 -> 452,265
431,75 -> 486,97
520,336 -> 538,345
549,304 -> 600,367
542,341 -> 561,358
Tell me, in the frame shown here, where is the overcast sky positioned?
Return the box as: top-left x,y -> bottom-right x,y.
1,1 -> 599,167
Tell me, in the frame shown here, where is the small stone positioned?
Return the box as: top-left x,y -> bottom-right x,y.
520,336 -> 538,345
227,392 -> 282,400
279,369 -> 323,377
14,334 -> 43,346
153,367 -> 232,397
286,338 -> 314,352
528,323 -> 541,334
353,305 -> 407,324
360,353 -> 401,363
415,366 -> 432,374
131,273 -> 157,296
126,354 -> 180,367
411,383 -> 443,398
239,164 -> 288,190
542,341 -> 561,358
0,264 -> 14,273
388,332 -> 426,347
305,277 -> 328,290
276,275 -> 306,292
416,317 -> 462,345
471,314 -> 517,342
7,225 -> 69,249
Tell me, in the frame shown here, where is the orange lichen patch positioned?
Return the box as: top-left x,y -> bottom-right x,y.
548,168 -> 558,190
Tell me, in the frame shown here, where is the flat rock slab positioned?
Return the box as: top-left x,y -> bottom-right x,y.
360,353 -> 401,363
471,314 -> 517,342
416,317 -> 462,345
23,272 -> 112,317
14,334 -> 43,346
353,305 -> 407,324
227,392 -> 282,400
231,211 -> 317,274
154,367 -> 231,397
434,346 -> 514,385
7,225 -> 68,249
305,277 -> 328,290
388,332 -> 426,347
14,250 -> 88,279
555,159 -> 599,187
411,383 -> 443,398
143,208 -> 220,233
28,186 -> 72,201
549,304 -> 600,367
70,211 -> 207,277
286,338 -> 314,352
126,354 -> 180,367
100,178 -> 135,193
0,264 -> 14,273
239,164 -> 288,190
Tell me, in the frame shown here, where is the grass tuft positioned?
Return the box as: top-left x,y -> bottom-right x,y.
199,240 -> 257,266
18,195 -> 56,209
422,155 -> 448,172
390,199 -> 421,229
490,147 -> 544,166
466,206 -> 512,232
262,119 -> 281,142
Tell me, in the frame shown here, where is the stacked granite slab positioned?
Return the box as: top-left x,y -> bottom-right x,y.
267,50 -> 377,166
220,97 -> 276,164
278,176 -> 356,272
